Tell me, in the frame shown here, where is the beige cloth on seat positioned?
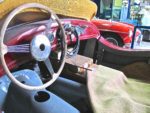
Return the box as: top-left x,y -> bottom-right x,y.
87,65 -> 150,113
0,0 -> 97,20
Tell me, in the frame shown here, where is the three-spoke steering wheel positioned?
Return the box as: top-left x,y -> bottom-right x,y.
0,3 -> 67,90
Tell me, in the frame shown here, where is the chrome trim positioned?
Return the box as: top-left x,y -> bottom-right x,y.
30,34 -> 51,61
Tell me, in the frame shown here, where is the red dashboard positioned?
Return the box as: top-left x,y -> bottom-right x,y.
0,19 -> 100,76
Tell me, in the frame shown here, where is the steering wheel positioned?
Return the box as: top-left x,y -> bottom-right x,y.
0,3 -> 67,90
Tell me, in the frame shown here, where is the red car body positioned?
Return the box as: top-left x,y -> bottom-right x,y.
91,19 -> 141,47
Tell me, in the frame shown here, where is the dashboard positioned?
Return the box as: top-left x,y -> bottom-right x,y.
0,19 -> 100,76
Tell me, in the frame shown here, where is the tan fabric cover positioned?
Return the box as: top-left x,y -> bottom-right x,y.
0,0 -> 97,20
87,65 -> 150,113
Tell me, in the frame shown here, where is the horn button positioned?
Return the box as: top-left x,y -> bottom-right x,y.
30,34 -> 51,61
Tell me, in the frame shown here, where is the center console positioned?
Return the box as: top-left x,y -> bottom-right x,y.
0,70 -> 79,113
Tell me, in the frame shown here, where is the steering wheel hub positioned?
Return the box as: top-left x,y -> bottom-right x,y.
30,34 -> 51,61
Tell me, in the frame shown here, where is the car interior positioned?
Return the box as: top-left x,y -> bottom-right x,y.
0,2 -> 149,113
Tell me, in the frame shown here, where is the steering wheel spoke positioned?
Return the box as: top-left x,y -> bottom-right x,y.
44,58 -> 55,76
7,44 -> 30,53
